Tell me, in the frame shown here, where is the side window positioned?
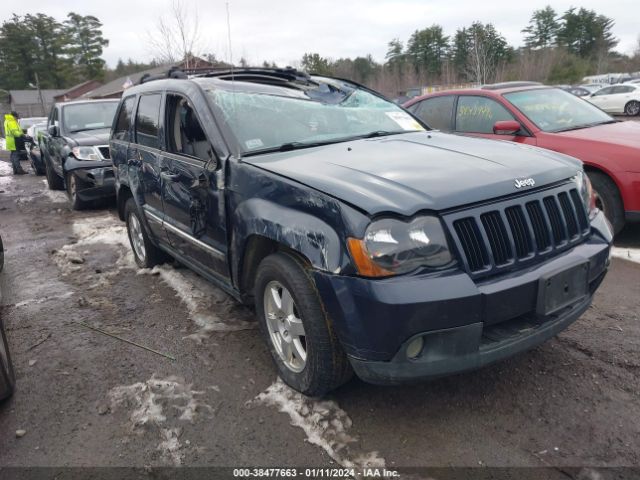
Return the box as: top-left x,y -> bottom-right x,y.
414,96 -> 455,131
135,94 -> 162,149
594,87 -> 614,96
613,86 -> 634,94
112,96 -> 135,141
455,96 -> 515,134
165,94 -> 211,161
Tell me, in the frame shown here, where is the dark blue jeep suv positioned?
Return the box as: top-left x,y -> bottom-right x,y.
111,68 -> 612,395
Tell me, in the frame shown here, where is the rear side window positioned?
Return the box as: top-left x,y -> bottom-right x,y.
413,96 -> 455,131
135,94 -> 162,148
455,96 -> 514,134
112,96 -> 135,141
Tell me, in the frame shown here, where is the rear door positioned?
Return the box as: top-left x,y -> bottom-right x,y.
588,86 -> 615,111
159,93 -> 228,278
46,107 -> 65,176
131,93 -> 166,239
408,95 -> 455,131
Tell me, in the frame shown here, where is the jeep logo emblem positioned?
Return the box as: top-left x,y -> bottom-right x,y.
515,177 -> 535,189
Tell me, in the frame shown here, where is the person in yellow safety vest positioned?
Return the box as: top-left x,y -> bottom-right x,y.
3,111 -> 27,175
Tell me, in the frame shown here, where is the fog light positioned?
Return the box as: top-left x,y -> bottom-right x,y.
406,336 -> 424,359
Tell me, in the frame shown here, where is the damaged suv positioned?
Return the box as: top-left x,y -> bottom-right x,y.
112,68 -> 612,395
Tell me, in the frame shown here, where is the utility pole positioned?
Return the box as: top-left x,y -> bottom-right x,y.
35,73 -> 46,116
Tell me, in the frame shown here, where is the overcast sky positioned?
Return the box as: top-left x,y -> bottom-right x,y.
2,0 -> 638,68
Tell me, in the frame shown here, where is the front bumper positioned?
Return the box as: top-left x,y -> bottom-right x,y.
313,212 -> 612,384
66,161 -> 116,201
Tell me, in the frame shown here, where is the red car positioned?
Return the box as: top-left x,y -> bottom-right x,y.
404,82 -> 640,234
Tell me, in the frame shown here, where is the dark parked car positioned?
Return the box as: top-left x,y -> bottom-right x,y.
28,123 -> 48,175
112,68 -> 612,395
0,233 -> 15,401
404,83 -> 640,234
40,100 -> 119,209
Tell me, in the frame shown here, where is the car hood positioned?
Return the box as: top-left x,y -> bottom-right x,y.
243,131 -> 581,216
65,128 -> 110,146
554,120 -> 640,149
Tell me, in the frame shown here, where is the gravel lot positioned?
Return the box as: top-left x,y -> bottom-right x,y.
0,155 -> 639,478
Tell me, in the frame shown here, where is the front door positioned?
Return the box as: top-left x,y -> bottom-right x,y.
454,95 -> 537,145
160,93 -> 228,278
132,93 -> 166,239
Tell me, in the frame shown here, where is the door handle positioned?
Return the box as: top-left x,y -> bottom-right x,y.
161,170 -> 181,182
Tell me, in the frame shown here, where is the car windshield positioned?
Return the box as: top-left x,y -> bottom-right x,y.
504,88 -> 614,132
204,79 -> 425,155
63,102 -> 119,133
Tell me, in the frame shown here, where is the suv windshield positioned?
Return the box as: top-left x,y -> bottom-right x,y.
504,88 -> 614,132
204,79 -> 425,155
63,102 -> 119,133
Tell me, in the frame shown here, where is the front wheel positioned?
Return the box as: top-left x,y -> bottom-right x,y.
66,173 -> 87,210
255,252 -> 352,396
588,171 -> 625,235
44,155 -> 64,190
624,100 -> 640,116
124,198 -> 166,269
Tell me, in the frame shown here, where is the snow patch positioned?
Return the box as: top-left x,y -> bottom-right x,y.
52,215 -> 134,278
254,379 -> 385,470
139,264 -> 255,341
14,292 -> 73,308
611,247 -> 640,265
108,375 -> 213,465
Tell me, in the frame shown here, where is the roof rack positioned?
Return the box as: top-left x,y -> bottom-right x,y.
481,81 -> 543,90
139,66 -> 188,84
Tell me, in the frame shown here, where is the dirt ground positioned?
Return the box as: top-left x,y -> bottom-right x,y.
0,157 -> 639,478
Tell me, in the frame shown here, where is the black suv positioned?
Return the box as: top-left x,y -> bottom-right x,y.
41,99 -> 120,209
111,68 -> 612,395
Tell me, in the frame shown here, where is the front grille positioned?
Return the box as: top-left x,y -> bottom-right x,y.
97,146 -> 110,159
445,184 -> 590,278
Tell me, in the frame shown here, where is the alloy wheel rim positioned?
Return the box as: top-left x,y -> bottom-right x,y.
627,102 -> 640,115
129,214 -> 146,262
263,280 -> 307,373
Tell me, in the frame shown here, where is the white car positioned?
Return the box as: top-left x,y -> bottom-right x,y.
586,84 -> 640,116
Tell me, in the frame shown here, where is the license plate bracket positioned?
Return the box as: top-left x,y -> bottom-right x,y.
536,262 -> 589,316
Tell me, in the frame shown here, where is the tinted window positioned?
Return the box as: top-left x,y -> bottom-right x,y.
112,96 -> 135,141
455,96 -> 514,133
166,94 -> 211,161
613,86 -> 634,94
135,94 -> 162,148
414,96 -> 455,131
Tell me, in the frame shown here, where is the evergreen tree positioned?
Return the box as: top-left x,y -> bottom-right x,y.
522,6 -> 559,49
406,25 -> 449,76
64,12 -> 109,80
301,53 -> 332,75
557,8 -> 618,59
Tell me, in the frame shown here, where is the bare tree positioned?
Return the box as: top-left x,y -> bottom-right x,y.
147,0 -> 202,68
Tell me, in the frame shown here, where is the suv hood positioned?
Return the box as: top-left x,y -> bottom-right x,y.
65,128 -> 110,146
244,131 -> 580,216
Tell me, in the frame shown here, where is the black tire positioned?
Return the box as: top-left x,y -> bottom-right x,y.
124,198 -> 166,268
255,252 -> 352,396
588,171 -> 625,235
44,154 -> 64,190
0,234 -> 4,273
66,172 -> 87,211
0,317 -> 15,401
624,100 -> 640,116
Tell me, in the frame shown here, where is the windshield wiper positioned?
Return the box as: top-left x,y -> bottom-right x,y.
360,130 -> 408,139
243,140 -> 340,156
553,119 -> 618,133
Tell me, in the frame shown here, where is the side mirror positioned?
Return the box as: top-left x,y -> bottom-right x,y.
493,120 -> 522,135
48,125 -> 59,137
22,128 -> 27,134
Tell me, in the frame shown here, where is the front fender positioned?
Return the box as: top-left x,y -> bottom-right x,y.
232,198 -> 348,277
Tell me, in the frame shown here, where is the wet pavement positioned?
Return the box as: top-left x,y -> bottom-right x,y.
0,158 -> 639,476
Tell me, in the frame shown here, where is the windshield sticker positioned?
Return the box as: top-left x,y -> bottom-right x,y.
245,138 -> 264,150
385,111 -> 425,131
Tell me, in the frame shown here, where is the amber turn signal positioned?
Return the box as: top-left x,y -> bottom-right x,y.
347,238 -> 395,278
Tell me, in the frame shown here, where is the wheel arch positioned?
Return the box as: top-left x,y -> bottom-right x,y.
117,184 -> 133,221
583,163 -> 626,210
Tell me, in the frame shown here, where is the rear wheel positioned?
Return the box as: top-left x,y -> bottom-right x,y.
624,100 -> 640,116
255,252 -> 352,396
588,171 -> 625,235
44,155 -> 64,190
125,198 -> 166,268
66,173 -> 87,210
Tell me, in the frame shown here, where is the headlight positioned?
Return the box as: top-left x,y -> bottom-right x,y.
572,171 -> 596,219
71,146 -> 101,161
347,216 -> 454,277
